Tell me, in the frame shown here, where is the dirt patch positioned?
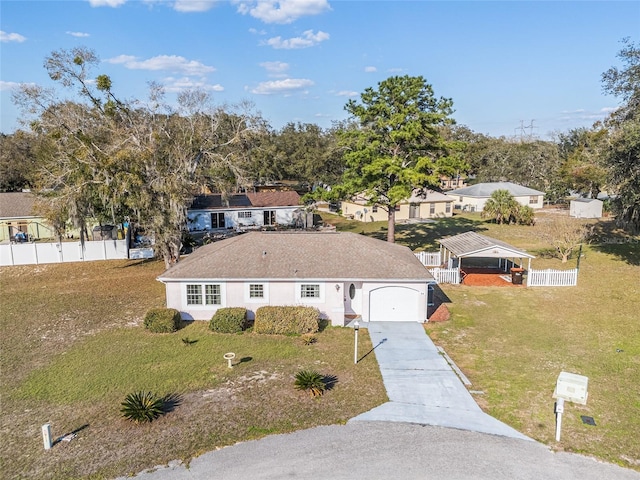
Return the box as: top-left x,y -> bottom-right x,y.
428,304 -> 450,322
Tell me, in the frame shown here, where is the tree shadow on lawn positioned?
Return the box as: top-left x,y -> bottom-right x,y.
395,215 -> 488,251
589,220 -> 640,265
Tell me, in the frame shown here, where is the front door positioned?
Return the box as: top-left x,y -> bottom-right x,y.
263,210 -> 276,226
409,204 -> 419,219
211,212 -> 225,229
344,282 -> 362,316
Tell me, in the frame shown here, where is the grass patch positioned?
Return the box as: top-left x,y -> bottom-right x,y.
1,260 -> 386,480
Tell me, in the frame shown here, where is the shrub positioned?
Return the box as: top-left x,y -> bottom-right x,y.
120,391 -> 164,423
254,306 -> 319,335
143,308 -> 181,333
294,369 -> 326,397
209,307 -> 247,333
301,334 -> 317,345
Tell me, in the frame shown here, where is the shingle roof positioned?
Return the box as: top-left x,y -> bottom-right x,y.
159,231 -> 434,281
448,182 -> 544,197
438,231 -> 535,259
190,191 -> 301,210
0,192 -> 37,219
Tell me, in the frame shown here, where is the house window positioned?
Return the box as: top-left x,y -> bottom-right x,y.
300,284 -> 320,298
459,196 -> 463,202
429,203 -> 436,215
372,206 -> 378,213
394,205 -> 401,212
205,285 -> 221,305
427,284 -> 435,307
238,211 -> 252,219
349,283 -> 356,300
249,284 -> 264,299
187,284 -> 222,305
446,203 -> 451,213
186,284 -> 202,305
529,196 -> 539,204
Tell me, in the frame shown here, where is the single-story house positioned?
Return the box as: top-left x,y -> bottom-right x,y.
570,198 -> 602,219
0,192 -> 55,242
341,190 -> 454,223
446,182 -> 545,212
158,231 -> 436,325
187,191 -> 302,232
439,175 -> 468,191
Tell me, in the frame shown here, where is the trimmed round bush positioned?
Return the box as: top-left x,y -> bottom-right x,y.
143,307 -> 181,333
209,307 -> 247,333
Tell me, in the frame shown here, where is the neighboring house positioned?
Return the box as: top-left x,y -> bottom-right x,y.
0,192 -> 54,242
446,182 -> 545,212
158,231 -> 436,325
439,175 -> 468,191
570,198 -> 603,219
187,191 -> 302,232
341,190 -> 454,223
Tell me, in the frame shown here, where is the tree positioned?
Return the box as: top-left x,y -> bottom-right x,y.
481,189 -> 518,224
536,215 -> 593,263
13,47 -> 264,267
332,75 -> 459,242
0,131 -> 38,192
602,38 -> 640,233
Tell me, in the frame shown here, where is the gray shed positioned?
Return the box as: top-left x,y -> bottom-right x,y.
570,198 -> 602,219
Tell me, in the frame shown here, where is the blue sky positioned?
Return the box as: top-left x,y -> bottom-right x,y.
1,1 -> 638,139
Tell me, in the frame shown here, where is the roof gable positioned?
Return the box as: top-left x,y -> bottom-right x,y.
0,192 -> 37,219
438,231 -> 535,259
159,231 -> 434,281
190,191 -> 300,210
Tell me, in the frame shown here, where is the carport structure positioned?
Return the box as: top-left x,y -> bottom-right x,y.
438,231 -> 535,278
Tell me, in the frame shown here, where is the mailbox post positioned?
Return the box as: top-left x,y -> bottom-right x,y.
552,371 -> 589,441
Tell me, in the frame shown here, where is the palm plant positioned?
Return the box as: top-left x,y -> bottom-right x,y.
294,369 -> 326,397
120,391 -> 165,423
481,189 -> 519,224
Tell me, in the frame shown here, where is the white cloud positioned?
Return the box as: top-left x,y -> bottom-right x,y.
0,81 -> 22,91
66,31 -> 90,38
88,0 -> 127,7
260,61 -> 289,77
1,31 -> 27,43
234,0 -> 331,24
250,78 -> 314,95
172,0 -> 218,13
249,28 -> 267,35
335,90 -> 358,97
162,76 -> 224,93
106,54 -> 215,76
364,66 -> 377,73
264,30 -> 329,49
600,107 -> 617,113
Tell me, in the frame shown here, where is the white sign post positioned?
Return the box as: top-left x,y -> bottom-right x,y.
42,423 -> 52,450
552,371 -> 589,442
353,321 -> 359,364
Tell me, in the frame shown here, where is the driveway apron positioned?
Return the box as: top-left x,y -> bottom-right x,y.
349,321 -> 531,441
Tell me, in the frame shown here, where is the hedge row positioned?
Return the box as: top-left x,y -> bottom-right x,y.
253,306 -> 319,335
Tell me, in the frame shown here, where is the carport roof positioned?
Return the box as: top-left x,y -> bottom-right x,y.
438,231 -> 535,259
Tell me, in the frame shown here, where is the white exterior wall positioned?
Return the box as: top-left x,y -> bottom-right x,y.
187,207 -> 299,231
570,200 -> 602,218
163,279 -> 429,325
451,194 -> 544,212
342,201 -> 453,223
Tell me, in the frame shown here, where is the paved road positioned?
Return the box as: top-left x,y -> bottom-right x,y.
118,322 -> 640,480
121,422 -> 640,480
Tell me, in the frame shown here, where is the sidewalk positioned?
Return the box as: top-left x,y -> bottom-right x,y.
348,321 -> 531,441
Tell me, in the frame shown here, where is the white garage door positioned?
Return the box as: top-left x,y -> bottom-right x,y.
369,287 -> 420,322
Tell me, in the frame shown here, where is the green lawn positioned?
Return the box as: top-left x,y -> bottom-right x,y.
0,260 -> 386,480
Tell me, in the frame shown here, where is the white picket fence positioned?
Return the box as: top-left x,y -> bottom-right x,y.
428,267 -> 461,284
415,251 -> 441,267
0,239 -> 129,266
527,268 -> 578,287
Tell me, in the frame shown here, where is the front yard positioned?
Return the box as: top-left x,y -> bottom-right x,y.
1,211 -> 638,477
